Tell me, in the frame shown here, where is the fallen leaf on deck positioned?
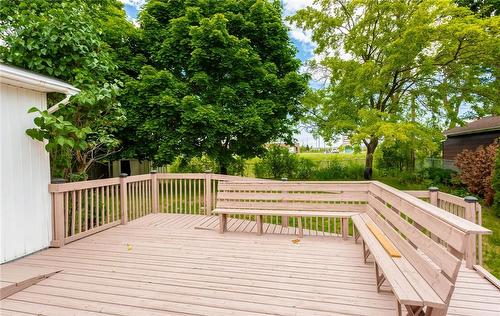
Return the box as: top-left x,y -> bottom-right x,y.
127,243 -> 133,251
291,239 -> 300,244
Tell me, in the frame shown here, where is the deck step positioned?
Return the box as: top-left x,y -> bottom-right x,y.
0,264 -> 62,299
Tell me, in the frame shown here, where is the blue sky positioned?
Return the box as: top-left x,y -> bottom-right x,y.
120,0 -> 329,147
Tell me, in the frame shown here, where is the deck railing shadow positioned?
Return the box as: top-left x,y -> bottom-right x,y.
49,172 -> 485,267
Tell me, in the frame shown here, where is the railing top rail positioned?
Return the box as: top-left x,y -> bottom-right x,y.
437,192 -> 468,207
371,181 -> 490,235
157,173 -> 207,179
220,180 -> 372,184
49,177 -> 120,192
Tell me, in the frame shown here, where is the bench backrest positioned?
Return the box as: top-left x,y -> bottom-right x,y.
368,182 -> 467,304
216,181 -> 368,212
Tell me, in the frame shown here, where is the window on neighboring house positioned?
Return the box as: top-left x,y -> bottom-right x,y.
120,160 -> 131,176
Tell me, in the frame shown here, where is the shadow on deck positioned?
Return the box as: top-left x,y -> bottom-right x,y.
1,213 -> 498,316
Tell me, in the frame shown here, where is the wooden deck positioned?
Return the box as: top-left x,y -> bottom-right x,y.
0,213 -> 498,316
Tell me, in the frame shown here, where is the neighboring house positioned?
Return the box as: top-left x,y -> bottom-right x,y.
86,159 -> 151,180
0,63 -> 79,263
109,159 -> 151,178
443,116 -> 500,161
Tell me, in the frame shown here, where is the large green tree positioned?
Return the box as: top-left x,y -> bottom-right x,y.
456,0 -> 499,16
120,0 -> 308,173
291,0 -> 499,179
0,0 -> 135,179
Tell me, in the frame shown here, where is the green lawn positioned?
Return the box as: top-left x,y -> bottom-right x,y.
297,152 -> 366,162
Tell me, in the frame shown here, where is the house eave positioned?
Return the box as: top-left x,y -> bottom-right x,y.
0,63 -> 80,95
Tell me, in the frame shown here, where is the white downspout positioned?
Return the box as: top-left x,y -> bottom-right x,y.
47,94 -> 72,114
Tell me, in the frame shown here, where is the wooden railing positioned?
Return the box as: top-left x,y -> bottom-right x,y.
50,174 -> 488,268
49,177 -> 122,247
404,187 -> 483,266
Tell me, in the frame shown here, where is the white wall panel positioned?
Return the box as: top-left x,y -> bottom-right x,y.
0,83 -> 51,263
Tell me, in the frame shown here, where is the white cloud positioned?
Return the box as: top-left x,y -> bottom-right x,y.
119,0 -> 145,7
281,0 -> 314,17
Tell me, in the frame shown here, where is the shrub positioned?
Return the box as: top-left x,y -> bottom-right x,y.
417,167 -> 456,186
492,143 -> 500,217
227,156 -> 245,176
255,145 -> 298,179
455,141 -> 498,205
169,155 -> 218,173
311,159 -> 365,180
294,158 -> 315,180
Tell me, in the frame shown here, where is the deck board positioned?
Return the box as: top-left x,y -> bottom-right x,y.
1,213 -> 499,316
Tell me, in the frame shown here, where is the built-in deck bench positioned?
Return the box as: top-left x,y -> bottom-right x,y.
213,181 -> 366,238
352,182 -> 491,316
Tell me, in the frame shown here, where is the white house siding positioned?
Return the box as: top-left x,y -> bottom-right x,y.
0,83 -> 52,263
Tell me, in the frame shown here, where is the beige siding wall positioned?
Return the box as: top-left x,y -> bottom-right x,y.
0,83 -> 52,263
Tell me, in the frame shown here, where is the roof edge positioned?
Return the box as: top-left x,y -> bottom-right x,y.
445,126 -> 500,137
0,63 -> 80,95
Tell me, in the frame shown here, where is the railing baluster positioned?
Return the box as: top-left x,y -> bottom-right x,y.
84,189 -> 88,231
101,186 -> 105,225
106,186 -> 110,224
78,190 -> 82,234
64,192 -> 69,237
90,188 -> 94,229
71,191 -> 76,236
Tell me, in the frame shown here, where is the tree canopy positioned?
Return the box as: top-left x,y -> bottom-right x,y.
120,0 -> 308,173
0,0 -> 134,179
291,0 -> 500,178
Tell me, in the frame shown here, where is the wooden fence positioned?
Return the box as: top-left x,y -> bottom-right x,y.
50,173 -> 485,267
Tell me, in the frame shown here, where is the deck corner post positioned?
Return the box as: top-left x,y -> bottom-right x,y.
426,187 -> 439,240
464,196 -> 478,268
120,173 -> 129,225
151,170 -> 159,213
50,178 -> 66,247
204,170 -> 213,215
428,187 -> 439,206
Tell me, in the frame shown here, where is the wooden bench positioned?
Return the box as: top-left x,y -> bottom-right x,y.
352,190 -> 470,316
213,181 -> 367,238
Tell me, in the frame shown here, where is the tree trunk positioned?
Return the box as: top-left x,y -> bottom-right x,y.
219,163 -> 228,175
364,138 -> 379,180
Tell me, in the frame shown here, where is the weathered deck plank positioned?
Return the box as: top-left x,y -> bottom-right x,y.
1,214 -> 498,316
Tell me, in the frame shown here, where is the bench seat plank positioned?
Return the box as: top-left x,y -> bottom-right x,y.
352,214 -> 424,307
366,222 -> 401,258
213,209 -> 359,217
354,214 -> 446,309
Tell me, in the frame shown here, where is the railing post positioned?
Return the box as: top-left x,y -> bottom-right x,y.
281,178 -> 289,228
204,170 -> 212,215
151,170 -> 159,213
464,196 -> 478,268
51,178 -> 66,248
120,173 -> 128,225
429,186 -> 439,206
477,203 -> 483,265
427,187 -> 439,241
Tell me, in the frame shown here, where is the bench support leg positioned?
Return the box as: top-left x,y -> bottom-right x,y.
398,301 -> 440,316
362,241 -> 370,263
396,300 -> 402,316
375,262 -> 387,293
256,215 -> 263,236
341,218 -> 348,240
297,217 -> 303,238
219,214 -> 227,234
354,226 -> 360,244
404,305 -> 424,316
281,216 -> 288,228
